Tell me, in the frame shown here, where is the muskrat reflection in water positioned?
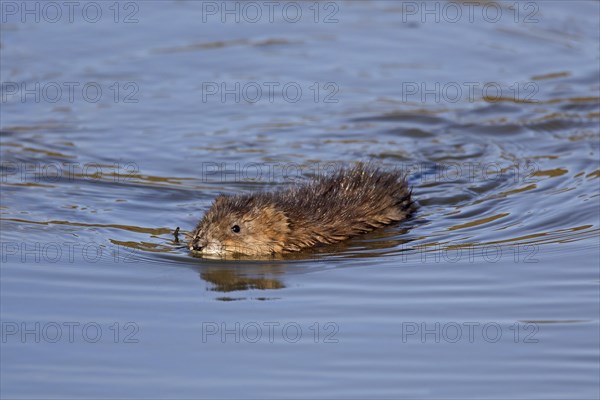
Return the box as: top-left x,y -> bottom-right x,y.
189,163 -> 414,257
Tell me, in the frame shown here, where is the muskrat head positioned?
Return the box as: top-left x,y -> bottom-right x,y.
188,195 -> 290,257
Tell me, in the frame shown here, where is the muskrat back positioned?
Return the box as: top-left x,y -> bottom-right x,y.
189,163 -> 414,256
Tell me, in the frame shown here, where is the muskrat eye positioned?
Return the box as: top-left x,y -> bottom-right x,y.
231,225 -> 241,233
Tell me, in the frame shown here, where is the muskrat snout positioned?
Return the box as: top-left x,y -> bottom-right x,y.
188,235 -> 206,252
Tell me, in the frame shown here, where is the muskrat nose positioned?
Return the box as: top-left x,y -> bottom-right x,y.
190,244 -> 202,251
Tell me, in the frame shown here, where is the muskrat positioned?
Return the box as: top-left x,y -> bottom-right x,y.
188,163 -> 414,257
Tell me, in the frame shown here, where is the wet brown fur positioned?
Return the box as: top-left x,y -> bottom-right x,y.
189,163 -> 414,256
